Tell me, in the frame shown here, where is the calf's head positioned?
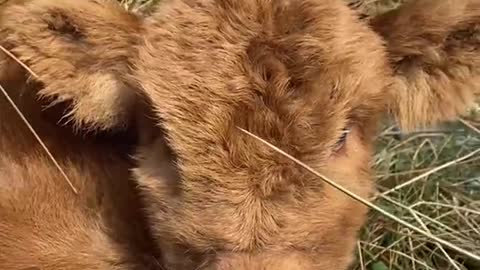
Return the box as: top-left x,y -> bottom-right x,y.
2,0 -> 479,269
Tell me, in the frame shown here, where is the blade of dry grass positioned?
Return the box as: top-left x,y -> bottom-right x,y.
378,148 -> 480,197
0,83 -> 78,194
0,45 -> 78,194
0,45 -> 39,79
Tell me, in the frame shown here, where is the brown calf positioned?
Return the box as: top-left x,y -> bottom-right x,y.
1,0 -> 479,269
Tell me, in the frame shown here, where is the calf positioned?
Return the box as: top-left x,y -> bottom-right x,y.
1,0 -> 479,269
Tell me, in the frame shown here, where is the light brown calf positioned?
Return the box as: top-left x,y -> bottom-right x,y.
1,0 -> 479,269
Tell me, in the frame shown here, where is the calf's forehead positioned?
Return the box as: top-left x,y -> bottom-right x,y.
131,0 -> 389,264
136,0 -> 391,123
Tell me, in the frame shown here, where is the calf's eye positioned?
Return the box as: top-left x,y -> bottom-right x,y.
334,127 -> 351,151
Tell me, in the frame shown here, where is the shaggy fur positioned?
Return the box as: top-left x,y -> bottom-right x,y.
1,0 -> 479,269
1,0 -> 142,131
0,4 -> 161,270
371,0 -> 480,131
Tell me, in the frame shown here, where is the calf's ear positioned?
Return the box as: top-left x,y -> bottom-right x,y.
0,0 -> 142,131
371,0 -> 480,131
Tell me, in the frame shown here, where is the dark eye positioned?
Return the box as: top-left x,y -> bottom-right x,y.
334,127 -> 351,151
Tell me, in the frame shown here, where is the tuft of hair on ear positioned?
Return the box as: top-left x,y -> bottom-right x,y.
370,0 -> 480,131
0,0 -> 143,132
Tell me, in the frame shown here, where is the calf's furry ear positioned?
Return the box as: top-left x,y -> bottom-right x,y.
0,0 -> 142,131
371,0 -> 480,131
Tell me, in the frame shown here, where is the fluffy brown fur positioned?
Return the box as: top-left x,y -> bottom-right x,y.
371,0 -> 480,130
1,0 -> 480,269
132,1 -> 389,269
0,5 -> 161,270
1,0 -> 142,131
